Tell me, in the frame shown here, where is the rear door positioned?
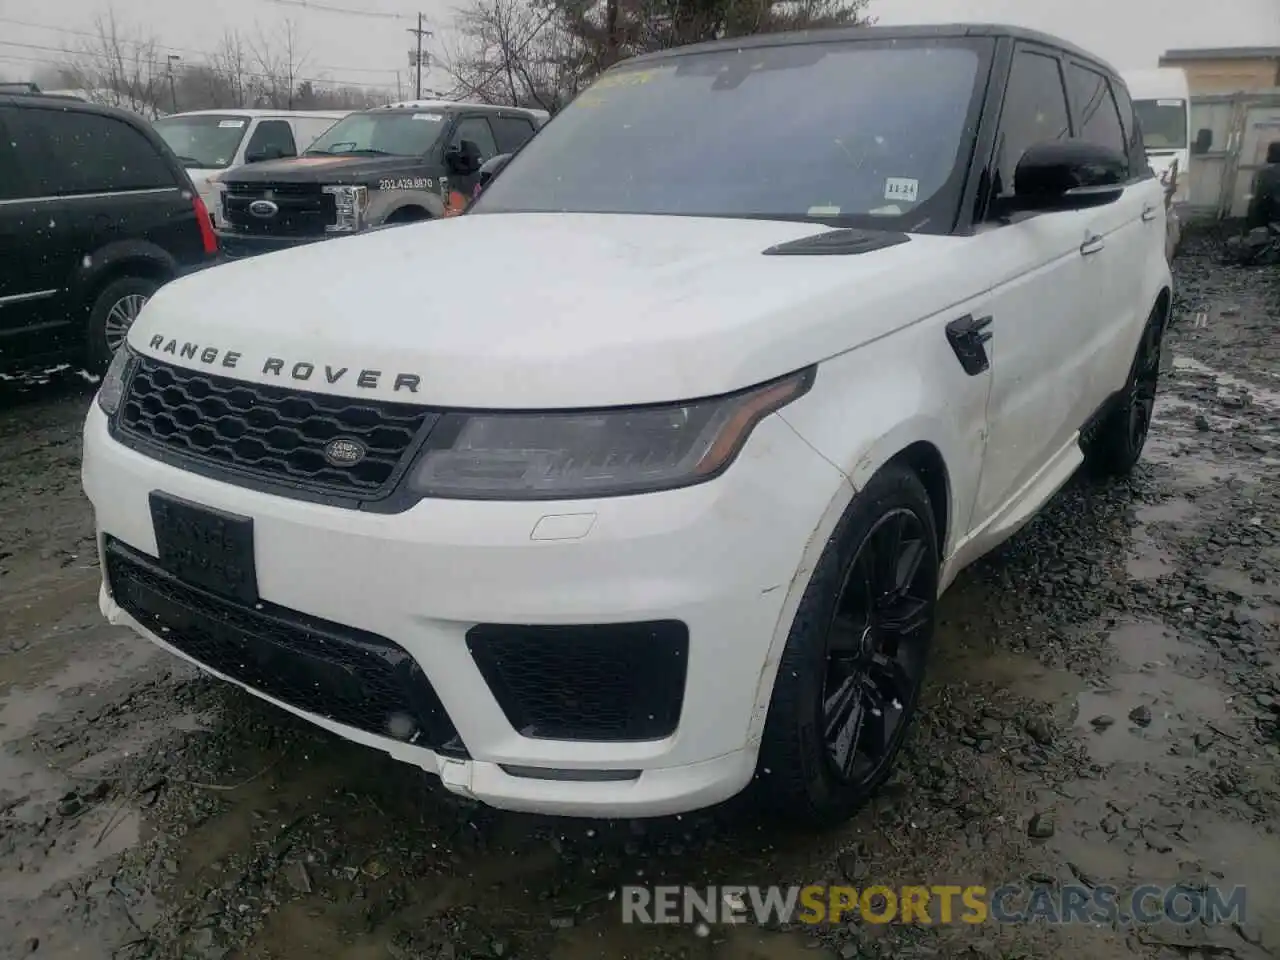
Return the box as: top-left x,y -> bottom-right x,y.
12,106 -> 204,312
0,102 -> 74,364
1062,61 -> 1160,403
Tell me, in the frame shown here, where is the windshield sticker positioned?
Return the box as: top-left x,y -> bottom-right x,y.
413,113 -> 444,121
807,205 -> 841,216
218,119 -> 246,128
593,70 -> 655,90
1157,99 -> 1184,107
884,177 -> 919,203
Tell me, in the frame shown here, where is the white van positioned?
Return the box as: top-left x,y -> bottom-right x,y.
153,110 -> 350,227
1123,69 -> 1191,259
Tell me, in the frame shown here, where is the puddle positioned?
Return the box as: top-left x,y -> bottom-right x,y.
1135,498 -> 1199,525
1173,356 -> 1280,410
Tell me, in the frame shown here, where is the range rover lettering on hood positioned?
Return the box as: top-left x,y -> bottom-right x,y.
144,335 -> 423,394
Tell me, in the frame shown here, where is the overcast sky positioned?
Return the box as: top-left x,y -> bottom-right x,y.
1,0 -> 1278,95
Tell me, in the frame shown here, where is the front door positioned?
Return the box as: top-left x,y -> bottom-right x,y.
968,46 -> 1097,525
442,115 -> 501,214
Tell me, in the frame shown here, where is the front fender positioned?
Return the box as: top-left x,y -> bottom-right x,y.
366,186 -> 446,225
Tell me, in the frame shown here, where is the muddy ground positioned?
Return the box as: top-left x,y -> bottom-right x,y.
1,235 -> 1276,960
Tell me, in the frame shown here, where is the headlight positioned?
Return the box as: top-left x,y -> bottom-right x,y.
407,368 -> 814,500
324,185 -> 369,233
96,344 -> 134,416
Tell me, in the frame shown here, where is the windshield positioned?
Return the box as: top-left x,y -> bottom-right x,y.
471,39 -> 988,231
306,111 -> 449,157
1134,99 -> 1188,150
153,115 -> 250,169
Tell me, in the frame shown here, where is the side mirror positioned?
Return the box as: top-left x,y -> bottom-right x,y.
446,138 -> 483,175
995,140 -> 1128,216
477,153 -> 511,188
1192,128 -> 1213,156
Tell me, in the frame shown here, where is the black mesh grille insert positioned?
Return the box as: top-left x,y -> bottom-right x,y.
117,356 -> 434,501
466,621 -> 689,741
106,539 -> 467,756
222,182 -> 336,237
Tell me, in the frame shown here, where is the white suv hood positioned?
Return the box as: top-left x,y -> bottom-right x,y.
130,213 -> 961,408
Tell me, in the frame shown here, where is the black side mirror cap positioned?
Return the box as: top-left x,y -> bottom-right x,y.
993,140 -> 1128,216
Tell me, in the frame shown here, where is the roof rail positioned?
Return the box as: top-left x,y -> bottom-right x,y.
0,81 -> 41,94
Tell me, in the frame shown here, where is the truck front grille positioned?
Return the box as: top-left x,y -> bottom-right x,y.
222,182 -> 336,237
114,356 -> 436,506
105,539 -> 467,756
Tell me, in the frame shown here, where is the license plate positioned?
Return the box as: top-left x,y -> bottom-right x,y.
149,492 -> 258,604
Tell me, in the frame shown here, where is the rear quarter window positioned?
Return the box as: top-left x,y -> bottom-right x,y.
18,108 -> 176,196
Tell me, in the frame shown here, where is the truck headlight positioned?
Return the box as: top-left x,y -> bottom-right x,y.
406,368 -> 814,500
96,344 -> 135,417
324,185 -> 369,233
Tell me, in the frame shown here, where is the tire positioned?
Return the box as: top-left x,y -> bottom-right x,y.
1082,306 -> 1164,478
755,464 -> 940,827
86,276 -> 158,373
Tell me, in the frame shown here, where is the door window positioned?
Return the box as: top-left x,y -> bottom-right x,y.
1064,63 -> 1128,170
990,50 -> 1072,204
0,111 -> 30,200
491,116 -> 536,154
450,117 -> 499,163
244,120 -> 298,162
1108,80 -> 1150,178
13,108 -> 174,195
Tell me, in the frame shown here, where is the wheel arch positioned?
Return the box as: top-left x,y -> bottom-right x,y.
1153,285 -> 1173,333
745,429 -> 956,748
73,241 -> 176,315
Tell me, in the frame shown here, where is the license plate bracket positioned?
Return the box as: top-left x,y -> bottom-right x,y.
149,491 -> 258,605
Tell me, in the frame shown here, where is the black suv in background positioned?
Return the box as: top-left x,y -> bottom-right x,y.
214,101 -> 547,259
0,94 -> 219,374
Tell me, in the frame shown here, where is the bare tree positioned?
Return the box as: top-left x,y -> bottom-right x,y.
61,10 -> 165,116
249,19 -> 309,109
211,30 -> 252,108
445,0 -> 872,110
441,0 -> 589,111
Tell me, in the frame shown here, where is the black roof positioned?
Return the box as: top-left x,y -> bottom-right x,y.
624,23 -> 1117,76
0,93 -> 144,116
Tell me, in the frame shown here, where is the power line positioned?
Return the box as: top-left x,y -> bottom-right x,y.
0,43 -> 396,92
406,13 -> 432,99
0,16 -> 402,76
264,0 -> 411,21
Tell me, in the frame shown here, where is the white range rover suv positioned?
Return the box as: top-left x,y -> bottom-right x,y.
82,24 -> 1172,825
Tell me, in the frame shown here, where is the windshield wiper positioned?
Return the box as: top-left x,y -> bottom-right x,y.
306,147 -> 391,156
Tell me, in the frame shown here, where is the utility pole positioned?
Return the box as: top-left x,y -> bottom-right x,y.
166,54 -> 181,114
406,13 -> 432,100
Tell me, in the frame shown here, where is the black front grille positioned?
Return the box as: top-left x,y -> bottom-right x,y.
222,182 -> 336,237
466,621 -> 689,741
116,356 -> 435,503
106,539 -> 467,755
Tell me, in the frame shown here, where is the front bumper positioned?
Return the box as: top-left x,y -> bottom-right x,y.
213,230 -> 329,260
82,403 -> 844,816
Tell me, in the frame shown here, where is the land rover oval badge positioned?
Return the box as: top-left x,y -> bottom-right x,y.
323,437 -> 366,467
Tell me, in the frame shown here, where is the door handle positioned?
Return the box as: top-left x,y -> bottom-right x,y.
1141,204 -> 1159,222
1080,234 -> 1106,255
945,314 -> 993,376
